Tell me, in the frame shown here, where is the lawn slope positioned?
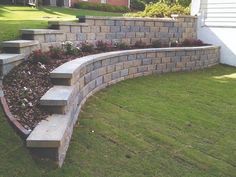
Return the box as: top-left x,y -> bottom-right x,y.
0,6 -> 122,42
0,65 -> 236,177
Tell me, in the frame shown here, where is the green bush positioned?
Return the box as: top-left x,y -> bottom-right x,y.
74,2 -> 130,13
166,4 -> 190,16
177,0 -> 191,7
130,0 -> 146,11
144,2 -> 169,17
125,2 -> 190,18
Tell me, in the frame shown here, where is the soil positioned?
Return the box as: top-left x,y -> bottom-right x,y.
3,52 -> 94,130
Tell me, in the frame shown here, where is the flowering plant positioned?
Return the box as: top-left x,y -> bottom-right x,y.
62,41 -> 81,55
96,40 -> 113,52
80,42 -> 95,53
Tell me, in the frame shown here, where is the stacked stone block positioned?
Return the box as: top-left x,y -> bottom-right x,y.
48,15 -> 197,48
27,46 -> 220,167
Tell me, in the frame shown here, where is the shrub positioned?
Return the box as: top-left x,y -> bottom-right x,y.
167,4 -> 190,16
74,2 -> 130,13
130,0 -> 146,11
151,40 -> 162,48
114,42 -> 130,50
48,46 -> 65,59
142,2 -> 169,17
181,39 -> 205,47
125,2 -> 190,18
178,0 -> 191,7
80,42 -> 95,53
134,41 -> 147,48
62,41 -> 80,56
170,41 -> 180,47
96,40 -> 113,52
29,50 -> 50,64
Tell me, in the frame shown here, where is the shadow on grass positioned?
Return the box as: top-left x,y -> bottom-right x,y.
37,7 -> 64,16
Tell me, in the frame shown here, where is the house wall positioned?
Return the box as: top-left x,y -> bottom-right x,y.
191,0 -> 236,66
108,0 -> 128,7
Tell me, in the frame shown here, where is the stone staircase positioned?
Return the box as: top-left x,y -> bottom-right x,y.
0,28 -> 63,80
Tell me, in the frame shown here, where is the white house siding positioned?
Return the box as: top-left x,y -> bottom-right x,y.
191,0 -> 236,66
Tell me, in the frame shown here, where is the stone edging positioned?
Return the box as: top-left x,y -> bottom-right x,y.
0,96 -> 31,137
26,46 -> 220,167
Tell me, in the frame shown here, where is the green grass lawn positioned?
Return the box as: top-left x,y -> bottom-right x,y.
0,65 -> 236,177
0,5 -> 122,42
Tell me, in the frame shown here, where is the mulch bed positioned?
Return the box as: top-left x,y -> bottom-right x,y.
3,52 -> 97,130
2,43 -> 207,130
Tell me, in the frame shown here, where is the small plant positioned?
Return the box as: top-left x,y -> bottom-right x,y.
62,41 -> 80,56
29,50 -> 50,64
96,40 -> 113,52
152,40 -> 162,48
80,42 -> 95,53
181,39 -> 205,47
170,41 -> 180,47
194,39 -> 205,46
134,40 -> 147,48
48,46 -> 65,59
114,42 -> 130,50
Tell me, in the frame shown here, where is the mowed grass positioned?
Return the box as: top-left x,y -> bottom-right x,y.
0,65 -> 236,177
0,5 -> 122,42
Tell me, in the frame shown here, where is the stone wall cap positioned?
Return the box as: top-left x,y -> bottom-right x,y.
40,86 -> 74,106
21,29 -> 64,35
26,114 -> 69,148
51,46 -> 218,80
49,21 -> 89,26
1,40 -> 39,48
0,53 -> 24,64
171,14 -> 197,19
85,16 -> 175,22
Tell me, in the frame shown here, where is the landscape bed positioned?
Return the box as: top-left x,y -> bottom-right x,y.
2,40 -> 209,131
2,43 -> 220,166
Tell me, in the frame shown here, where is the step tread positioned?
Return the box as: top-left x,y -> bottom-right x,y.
26,114 -> 69,148
21,29 -> 64,35
0,53 -> 24,64
1,40 -> 39,48
40,86 -> 73,106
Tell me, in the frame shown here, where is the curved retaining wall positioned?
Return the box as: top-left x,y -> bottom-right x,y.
26,46 -> 220,167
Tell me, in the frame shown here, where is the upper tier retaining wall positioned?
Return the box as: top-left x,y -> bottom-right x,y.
26,46 -> 220,167
22,15 -> 197,51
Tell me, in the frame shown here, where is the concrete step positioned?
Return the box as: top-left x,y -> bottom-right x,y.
40,86 -> 74,114
26,113 -> 73,167
0,53 -> 25,78
26,114 -> 69,148
1,40 -> 39,55
21,29 -> 63,35
21,29 -> 65,43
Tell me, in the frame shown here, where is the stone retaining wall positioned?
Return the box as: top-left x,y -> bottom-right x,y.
22,15 -> 197,51
1,15 -> 197,78
26,46 -> 220,167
